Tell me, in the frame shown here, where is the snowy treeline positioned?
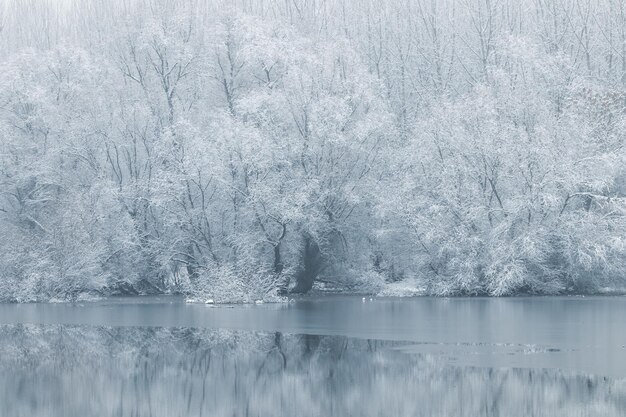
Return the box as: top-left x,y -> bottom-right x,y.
1,0 -> 626,301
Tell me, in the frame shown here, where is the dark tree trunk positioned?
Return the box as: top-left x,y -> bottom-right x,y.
273,228 -> 292,296
291,234 -> 324,294
185,243 -> 199,286
275,242 -> 291,295
274,243 -> 283,274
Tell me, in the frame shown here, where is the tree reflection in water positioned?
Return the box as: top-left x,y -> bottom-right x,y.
0,324 -> 624,417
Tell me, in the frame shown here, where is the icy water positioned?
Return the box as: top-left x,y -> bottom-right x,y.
1,296 -> 625,416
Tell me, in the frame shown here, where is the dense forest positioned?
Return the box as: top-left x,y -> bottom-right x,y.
1,0 -> 625,302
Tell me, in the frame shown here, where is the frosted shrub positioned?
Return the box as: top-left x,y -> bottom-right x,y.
378,276 -> 425,297
189,262 -> 288,304
349,269 -> 386,294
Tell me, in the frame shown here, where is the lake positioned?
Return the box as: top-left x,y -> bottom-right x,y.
1,296 -> 625,416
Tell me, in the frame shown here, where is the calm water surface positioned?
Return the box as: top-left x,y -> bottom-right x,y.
1,296 -> 625,416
